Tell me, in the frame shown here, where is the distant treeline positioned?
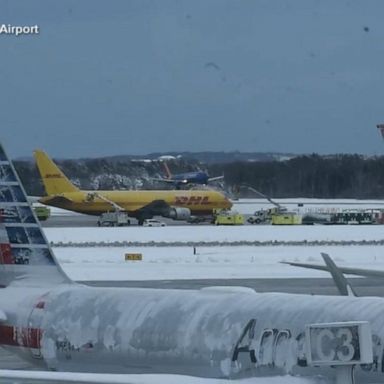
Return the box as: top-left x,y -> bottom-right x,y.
209,154 -> 384,199
14,154 -> 384,199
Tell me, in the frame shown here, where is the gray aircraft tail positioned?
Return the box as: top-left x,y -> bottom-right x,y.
0,143 -> 71,287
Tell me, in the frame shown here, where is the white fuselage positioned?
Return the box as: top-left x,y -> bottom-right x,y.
1,284 -> 384,381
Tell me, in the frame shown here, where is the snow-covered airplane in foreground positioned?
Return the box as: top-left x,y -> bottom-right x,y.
0,142 -> 383,383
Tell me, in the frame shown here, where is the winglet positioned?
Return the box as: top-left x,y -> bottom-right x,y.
320,253 -> 357,297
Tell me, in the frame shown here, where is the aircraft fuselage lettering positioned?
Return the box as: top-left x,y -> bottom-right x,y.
232,321 -> 296,371
232,319 -> 257,364
231,320 -> 384,374
175,196 -> 210,206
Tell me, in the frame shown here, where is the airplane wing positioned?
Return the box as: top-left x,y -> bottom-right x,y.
281,260 -> 384,278
39,195 -> 74,205
151,178 -> 180,184
208,175 -> 224,182
0,370 -> 238,384
136,199 -> 170,214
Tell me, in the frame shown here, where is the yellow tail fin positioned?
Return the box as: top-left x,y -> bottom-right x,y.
34,150 -> 79,195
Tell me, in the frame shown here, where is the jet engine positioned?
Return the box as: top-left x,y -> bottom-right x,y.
166,207 -> 191,221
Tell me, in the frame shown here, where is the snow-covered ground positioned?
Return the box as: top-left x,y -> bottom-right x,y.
53,244 -> 384,281
45,224 -> 384,244
44,220 -> 384,282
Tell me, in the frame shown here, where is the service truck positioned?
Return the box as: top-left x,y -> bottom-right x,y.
247,207 -> 281,224
97,211 -> 131,227
213,209 -> 244,225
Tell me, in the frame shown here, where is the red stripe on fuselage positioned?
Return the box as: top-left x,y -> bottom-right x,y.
0,243 -> 13,264
0,325 -> 41,349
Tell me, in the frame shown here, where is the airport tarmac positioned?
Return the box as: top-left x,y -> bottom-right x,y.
41,214 -> 254,227
40,214 -> 200,228
41,214 -> 100,227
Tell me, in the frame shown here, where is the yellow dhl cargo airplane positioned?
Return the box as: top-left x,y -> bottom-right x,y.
34,150 -> 232,224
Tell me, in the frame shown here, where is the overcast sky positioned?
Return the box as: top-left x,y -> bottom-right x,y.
1,0 -> 384,158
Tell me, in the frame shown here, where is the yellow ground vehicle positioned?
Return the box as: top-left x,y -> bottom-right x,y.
33,205 -> 51,221
213,209 -> 244,225
271,212 -> 302,225
97,211 -> 130,227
